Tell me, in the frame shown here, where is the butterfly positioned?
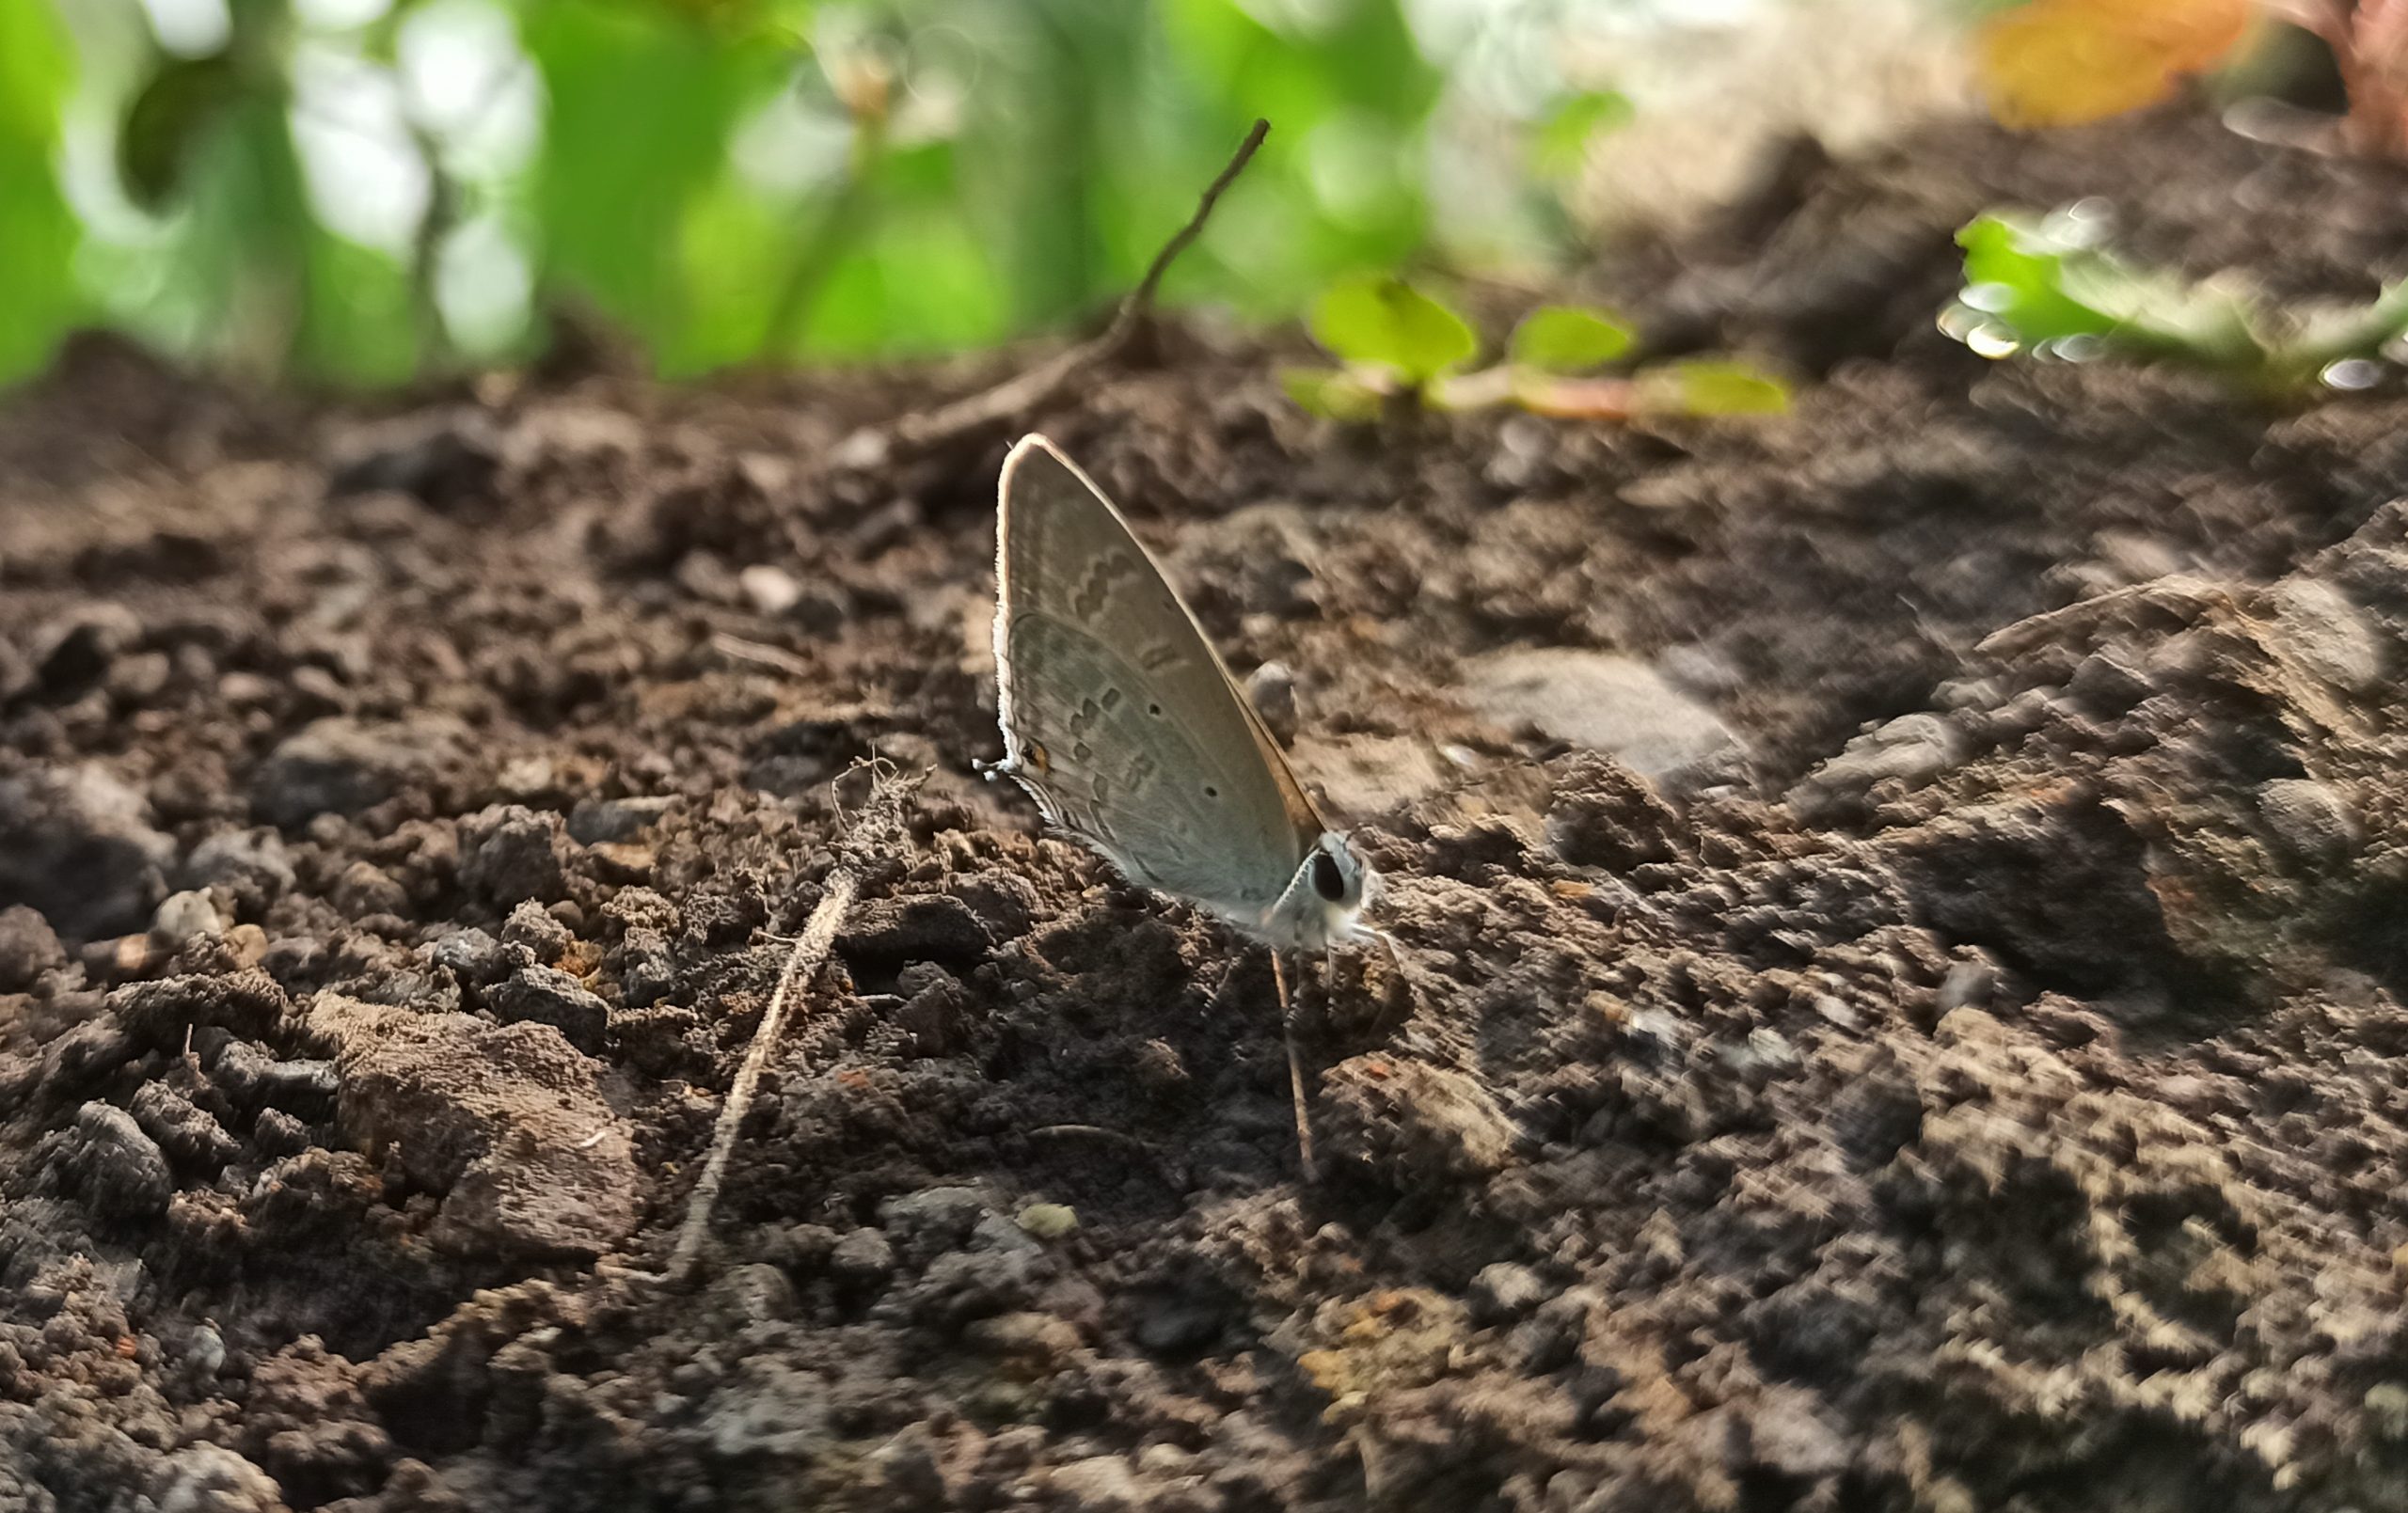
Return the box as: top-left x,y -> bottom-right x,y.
983,433 -> 1377,953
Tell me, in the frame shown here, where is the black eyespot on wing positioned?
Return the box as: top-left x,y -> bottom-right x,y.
1204,785 -> 1218,798
1310,849 -> 1346,902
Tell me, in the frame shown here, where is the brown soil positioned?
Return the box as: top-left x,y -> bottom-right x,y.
8,109 -> 2408,1513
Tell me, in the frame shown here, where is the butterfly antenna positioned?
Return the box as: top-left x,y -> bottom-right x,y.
1274,950 -> 1320,1183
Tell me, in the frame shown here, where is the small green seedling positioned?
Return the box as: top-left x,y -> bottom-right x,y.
1282,275 -> 1789,424
1944,208 -> 2408,399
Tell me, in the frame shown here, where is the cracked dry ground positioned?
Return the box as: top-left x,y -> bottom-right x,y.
9,112 -> 2408,1513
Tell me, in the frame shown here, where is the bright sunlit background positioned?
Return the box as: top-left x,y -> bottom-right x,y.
0,0 -> 1985,388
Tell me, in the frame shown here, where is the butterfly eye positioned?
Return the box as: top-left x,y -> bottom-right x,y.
1310,849 -> 1347,902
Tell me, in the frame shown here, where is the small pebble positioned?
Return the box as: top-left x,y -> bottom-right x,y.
1468,1261 -> 1550,1322
831,1228 -> 895,1283
1016,1203 -> 1078,1240
150,890 -> 223,948
1244,661 -> 1300,746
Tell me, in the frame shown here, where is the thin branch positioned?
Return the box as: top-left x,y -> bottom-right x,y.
708,631 -> 814,678
831,118 -> 1271,471
1274,949 -> 1318,1183
1123,118 -> 1271,317
666,759 -> 919,1284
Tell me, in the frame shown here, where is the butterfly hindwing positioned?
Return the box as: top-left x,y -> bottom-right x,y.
993,436 -> 1320,922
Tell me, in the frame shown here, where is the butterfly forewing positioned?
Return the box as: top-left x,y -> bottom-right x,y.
994,436 -> 1321,920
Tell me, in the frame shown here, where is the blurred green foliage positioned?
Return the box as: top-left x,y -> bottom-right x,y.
1509,304 -> 1632,370
1307,273 -> 1476,388
0,0 -> 83,381
0,0 -> 1640,389
1283,274 -> 1787,421
1945,208 -> 2408,397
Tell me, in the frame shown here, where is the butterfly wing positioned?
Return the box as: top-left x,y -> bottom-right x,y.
992,434 -> 1324,923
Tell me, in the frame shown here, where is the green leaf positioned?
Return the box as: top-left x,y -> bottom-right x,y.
118,54 -> 246,210
1951,211 -> 2263,370
1531,89 -> 1633,179
1509,305 -> 1634,372
1641,360 -> 1790,417
1307,274 -> 1476,386
0,0 -> 81,384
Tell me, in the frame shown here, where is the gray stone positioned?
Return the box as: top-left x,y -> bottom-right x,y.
708,1263 -> 799,1325
1788,713 -> 1967,822
830,1228 -> 895,1283
182,828 -> 295,916
700,1360 -> 834,1460
1936,959 -> 1994,1014
251,717 -> 464,828
489,965 -> 609,1048
616,927 -> 678,1009
0,905 -> 66,992
1046,1455 -> 1147,1511
151,1443 -> 288,1513
879,1185 -> 991,1255
1461,648 -> 1743,782
458,805 -> 571,906
429,927 -> 508,984
68,1102 -> 174,1219
1468,1261 -> 1551,1322
2065,649 -> 2153,714
499,899 -> 574,963
1727,1027 -> 1800,1080
0,764 -> 175,938
254,1109 -> 311,1158
1244,661 -> 1300,747
566,796 -> 673,846
330,859 -> 411,920
2259,778 -> 2360,864
1742,1394 -> 1851,1479
2272,578 -> 2384,695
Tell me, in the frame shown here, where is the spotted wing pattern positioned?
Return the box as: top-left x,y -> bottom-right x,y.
991,435 -> 1323,925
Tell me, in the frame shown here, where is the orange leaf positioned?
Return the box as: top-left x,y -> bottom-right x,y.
1977,0 -> 2254,129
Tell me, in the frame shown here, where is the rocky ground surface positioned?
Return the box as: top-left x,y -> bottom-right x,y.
6,109 -> 2408,1513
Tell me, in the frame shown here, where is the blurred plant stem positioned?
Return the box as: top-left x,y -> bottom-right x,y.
409,119 -> 459,376
217,4 -> 311,382
762,55 -> 892,360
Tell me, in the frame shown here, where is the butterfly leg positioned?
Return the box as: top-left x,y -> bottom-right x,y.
1273,948 -> 1320,1184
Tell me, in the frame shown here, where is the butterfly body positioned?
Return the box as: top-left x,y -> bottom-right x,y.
987,434 -> 1373,951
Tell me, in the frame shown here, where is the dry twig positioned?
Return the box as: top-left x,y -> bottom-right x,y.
831,118 -> 1271,471
666,758 -> 920,1284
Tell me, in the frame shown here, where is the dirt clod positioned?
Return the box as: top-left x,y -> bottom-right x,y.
309,999 -> 638,1258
